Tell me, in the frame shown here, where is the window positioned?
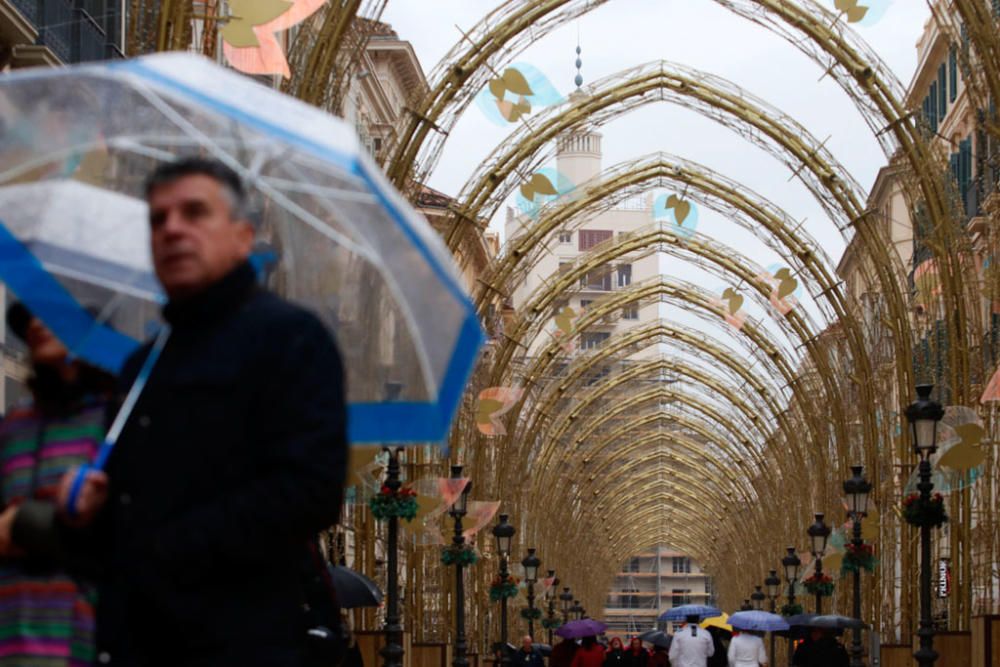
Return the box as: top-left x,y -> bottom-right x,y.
671,590 -> 691,606
950,47 -> 958,102
951,136 -> 974,215
617,264 -> 632,288
672,557 -> 691,574
622,305 -> 639,320
579,229 -> 613,251
581,267 -> 612,291
558,262 -> 573,276
580,299 -> 593,311
581,332 -> 610,350
624,557 -> 641,573
938,64 -> 948,118
558,230 -> 573,244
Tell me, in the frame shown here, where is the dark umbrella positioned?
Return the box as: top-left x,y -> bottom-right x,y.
329,564 -> 383,608
535,644 -> 552,656
807,615 -> 866,630
639,631 -> 672,650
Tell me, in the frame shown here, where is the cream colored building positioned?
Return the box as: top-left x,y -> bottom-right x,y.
505,123 -> 661,357
604,546 -> 713,636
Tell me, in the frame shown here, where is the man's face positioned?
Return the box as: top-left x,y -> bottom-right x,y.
148,174 -> 254,299
522,637 -> 532,651
25,316 -> 67,365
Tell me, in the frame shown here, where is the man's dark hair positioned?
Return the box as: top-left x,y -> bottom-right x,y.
145,156 -> 249,220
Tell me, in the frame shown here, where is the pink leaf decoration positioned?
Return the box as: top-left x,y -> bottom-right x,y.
223,0 -> 327,78
982,367 -> 1000,403
438,477 -> 471,508
462,500 -> 500,540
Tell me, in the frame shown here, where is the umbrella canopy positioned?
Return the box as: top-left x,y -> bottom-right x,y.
728,611 -> 789,632
658,605 -> 722,622
555,619 -> 608,639
807,615 -> 865,630
700,613 -> 732,632
328,564 -> 382,609
638,631 -> 672,649
0,53 -> 483,443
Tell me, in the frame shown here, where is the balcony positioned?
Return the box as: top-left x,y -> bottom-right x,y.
5,0 -> 124,65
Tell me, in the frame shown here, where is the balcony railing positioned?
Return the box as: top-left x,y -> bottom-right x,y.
12,0 -> 124,63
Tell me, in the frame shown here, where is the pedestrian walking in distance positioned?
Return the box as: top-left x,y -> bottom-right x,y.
667,615 -> 715,667
516,636 -> 545,667
625,636 -> 648,667
727,630 -> 767,667
60,157 -> 348,666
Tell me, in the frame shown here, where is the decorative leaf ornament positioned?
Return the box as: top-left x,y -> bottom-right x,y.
665,195 -> 692,225
222,0 -> 327,78
222,0 -> 293,47
488,68 -> 535,122
519,173 -> 559,201
834,0 -> 870,23
476,387 -> 524,436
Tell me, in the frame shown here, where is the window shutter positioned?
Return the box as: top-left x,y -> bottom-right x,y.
578,229 -> 613,251
939,64 -> 947,117
950,47 -> 958,102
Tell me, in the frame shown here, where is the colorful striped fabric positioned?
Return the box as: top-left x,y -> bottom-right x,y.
0,400 -> 103,666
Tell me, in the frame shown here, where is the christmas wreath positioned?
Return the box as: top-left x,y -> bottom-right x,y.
541,618 -> 562,630
802,573 -> 834,597
441,544 -> 478,566
520,608 -> 543,621
780,602 -> 803,617
369,485 -> 419,522
841,542 -> 877,574
902,492 -> 947,529
490,575 -> 520,601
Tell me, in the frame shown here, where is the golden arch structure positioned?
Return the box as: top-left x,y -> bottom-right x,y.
137,0 -> 1000,655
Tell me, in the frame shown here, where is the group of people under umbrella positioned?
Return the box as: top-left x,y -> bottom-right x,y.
522,605 -> 858,667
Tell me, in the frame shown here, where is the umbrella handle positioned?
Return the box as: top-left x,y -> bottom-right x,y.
65,463 -> 94,520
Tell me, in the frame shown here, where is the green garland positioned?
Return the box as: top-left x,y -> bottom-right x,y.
802,574 -> 834,597
780,602 -> 803,617
520,608 -> 542,621
541,618 -> 562,630
490,576 -> 520,601
841,542 -> 878,575
902,492 -> 948,529
441,544 -> 478,566
369,485 -> 419,522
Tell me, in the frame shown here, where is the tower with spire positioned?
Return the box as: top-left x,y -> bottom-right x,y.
558,39 -> 602,187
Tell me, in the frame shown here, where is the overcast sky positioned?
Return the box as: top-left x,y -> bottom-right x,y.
380,0 -> 931,355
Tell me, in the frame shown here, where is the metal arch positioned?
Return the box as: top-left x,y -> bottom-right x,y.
534,358 -> 771,461
551,400 -> 764,503
472,156 -> 877,468
502,318 -> 804,478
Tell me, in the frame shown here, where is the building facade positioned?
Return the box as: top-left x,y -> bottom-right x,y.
505,120 -> 661,358
604,545 -> 713,636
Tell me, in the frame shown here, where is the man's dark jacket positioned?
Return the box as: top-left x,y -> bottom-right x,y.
96,262 -> 347,666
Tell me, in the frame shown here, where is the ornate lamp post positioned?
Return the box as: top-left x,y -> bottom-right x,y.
560,588 -> 573,623
765,570 -> 781,663
448,465 -> 473,667
521,548 -> 541,639
751,586 -> 766,611
543,570 -> 558,645
379,448 -> 405,667
782,546 -> 802,667
807,513 -> 831,614
844,466 -> 872,667
570,601 -> 584,620
492,514 -> 515,666
906,385 -> 944,667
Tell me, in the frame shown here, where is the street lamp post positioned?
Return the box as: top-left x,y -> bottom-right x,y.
782,546 -> 802,667
521,549 -> 541,639
906,385 -> 944,667
765,570 -> 781,664
560,588 -> 573,623
807,513 -> 831,614
449,466 -> 473,667
570,601 -> 583,620
740,599 -> 753,611
492,514 -> 515,667
844,466 -> 872,667
544,570 -> 557,645
751,586 -> 766,611
380,448 -> 405,667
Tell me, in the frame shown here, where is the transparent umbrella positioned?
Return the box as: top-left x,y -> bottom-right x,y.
0,52 -> 484,444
